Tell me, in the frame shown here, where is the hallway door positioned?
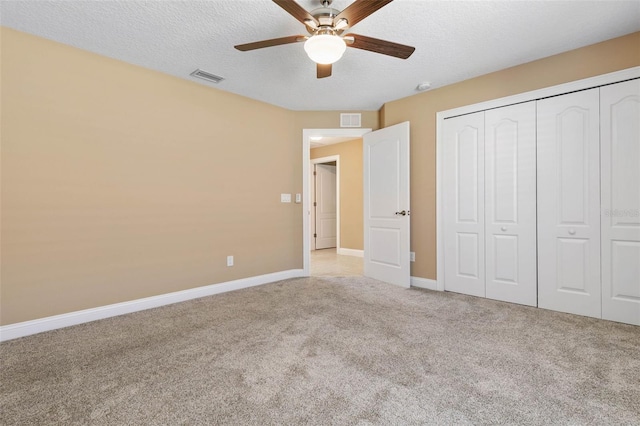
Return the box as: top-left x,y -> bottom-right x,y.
315,163 -> 337,249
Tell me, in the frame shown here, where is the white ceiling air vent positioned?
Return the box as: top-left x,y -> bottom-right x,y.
190,69 -> 225,84
340,113 -> 361,128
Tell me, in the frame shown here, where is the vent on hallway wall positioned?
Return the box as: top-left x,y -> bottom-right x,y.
190,69 -> 225,84
340,113 -> 361,128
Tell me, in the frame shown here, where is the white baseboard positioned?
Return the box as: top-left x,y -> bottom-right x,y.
337,248 -> 364,258
411,276 -> 438,291
0,269 -> 305,342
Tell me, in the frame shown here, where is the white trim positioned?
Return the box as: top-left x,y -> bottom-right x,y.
311,155 -> 340,253
0,269 -> 304,342
436,66 -> 640,293
436,115 -> 446,291
337,248 -> 364,257
411,276 -> 437,291
303,128 -> 372,276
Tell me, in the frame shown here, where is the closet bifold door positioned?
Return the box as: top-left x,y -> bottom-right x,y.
443,112 -> 485,297
537,88 -> 601,318
484,102 -> 537,306
600,79 -> 640,326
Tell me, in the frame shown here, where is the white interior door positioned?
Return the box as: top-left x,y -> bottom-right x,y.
484,102 -> 537,306
443,112 -> 485,297
363,122 -> 410,288
600,79 -> 640,326
315,164 -> 337,249
537,88 -> 601,318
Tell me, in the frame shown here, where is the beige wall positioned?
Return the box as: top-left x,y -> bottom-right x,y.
0,28 -> 306,325
2,27 -> 637,325
382,32 -> 640,280
311,139 -> 363,251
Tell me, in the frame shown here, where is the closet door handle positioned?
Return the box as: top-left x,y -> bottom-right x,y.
568,229 -> 576,235
501,226 -> 507,232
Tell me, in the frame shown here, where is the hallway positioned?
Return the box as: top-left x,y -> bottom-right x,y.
310,249 -> 363,277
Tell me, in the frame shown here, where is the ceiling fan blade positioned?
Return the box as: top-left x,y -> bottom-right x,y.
235,35 -> 305,51
317,63 -> 332,79
345,33 -> 415,59
335,0 -> 394,28
273,0 -> 319,26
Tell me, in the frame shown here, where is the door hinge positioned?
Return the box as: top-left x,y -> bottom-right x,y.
313,171 -> 317,176
314,233 -> 317,238
313,202 -> 317,207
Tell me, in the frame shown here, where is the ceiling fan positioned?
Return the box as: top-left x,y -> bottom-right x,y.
234,0 -> 415,78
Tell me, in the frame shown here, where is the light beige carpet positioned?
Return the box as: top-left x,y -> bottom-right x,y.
1,276 -> 639,425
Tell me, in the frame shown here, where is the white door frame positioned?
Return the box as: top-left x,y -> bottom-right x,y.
311,155 -> 340,252
436,66 -> 640,292
303,128 -> 372,276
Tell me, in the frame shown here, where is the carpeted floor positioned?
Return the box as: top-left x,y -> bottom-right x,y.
1,276 -> 639,425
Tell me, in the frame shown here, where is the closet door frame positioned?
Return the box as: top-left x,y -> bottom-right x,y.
436,67 -> 640,292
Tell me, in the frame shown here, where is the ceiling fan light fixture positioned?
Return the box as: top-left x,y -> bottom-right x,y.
304,34 -> 346,65
235,0 -> 415,78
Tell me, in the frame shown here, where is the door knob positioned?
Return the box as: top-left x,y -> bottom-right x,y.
568,229 -> 576,235
395,210 -> 407,216
501,226 -> 507,232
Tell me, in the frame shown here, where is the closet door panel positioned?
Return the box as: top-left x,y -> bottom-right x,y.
537,89 -> 601,318
485,101 -> 537,306
443,112 -> 485,297
601,79 -> 640,326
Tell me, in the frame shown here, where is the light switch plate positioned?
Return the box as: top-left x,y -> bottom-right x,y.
410,252 -> 415,262
295,193 -> 301,203
281,193 -> 291,203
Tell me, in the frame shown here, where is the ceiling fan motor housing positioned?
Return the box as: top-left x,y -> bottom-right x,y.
307,7 -> 343,34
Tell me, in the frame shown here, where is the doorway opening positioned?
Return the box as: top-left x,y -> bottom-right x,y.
303,128 -> 371,277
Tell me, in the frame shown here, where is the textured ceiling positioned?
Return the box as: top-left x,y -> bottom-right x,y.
1,0 -> 639,111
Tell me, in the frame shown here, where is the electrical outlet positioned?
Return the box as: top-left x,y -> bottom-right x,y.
226,255 -> 234,267
410,252 -> 415,262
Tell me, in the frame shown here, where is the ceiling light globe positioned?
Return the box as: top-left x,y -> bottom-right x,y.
304,34 -> 346,65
